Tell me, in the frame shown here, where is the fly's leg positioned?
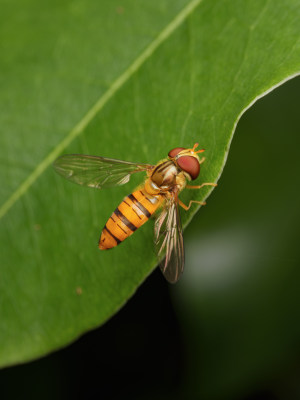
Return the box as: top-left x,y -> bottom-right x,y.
178,199 -> 206,210
186,182 -> 217,189
180,182 -> 217,210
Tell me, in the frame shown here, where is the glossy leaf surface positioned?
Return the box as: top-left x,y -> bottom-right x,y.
0,0 -> 300,366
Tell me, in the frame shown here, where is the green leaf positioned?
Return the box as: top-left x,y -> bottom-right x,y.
0,0 -> 300,367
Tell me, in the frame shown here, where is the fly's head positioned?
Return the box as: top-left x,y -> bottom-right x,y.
168,143 -> 204,181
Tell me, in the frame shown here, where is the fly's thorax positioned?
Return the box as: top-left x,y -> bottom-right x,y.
150,160 -> 179,189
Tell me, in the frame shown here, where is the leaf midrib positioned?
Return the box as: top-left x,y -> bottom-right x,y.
0,0 -> 204,220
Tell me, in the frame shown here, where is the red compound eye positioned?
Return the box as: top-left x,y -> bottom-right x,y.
168,147 -> 186,158
177,156 -> 200,180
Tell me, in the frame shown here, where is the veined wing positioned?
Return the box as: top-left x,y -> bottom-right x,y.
154,191 -> 185,284
53,154 -> 154,189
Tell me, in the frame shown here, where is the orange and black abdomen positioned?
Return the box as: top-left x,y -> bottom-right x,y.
99,188 -> 163,250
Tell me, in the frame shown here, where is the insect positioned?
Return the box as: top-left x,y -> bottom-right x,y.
53,143 -> 216,283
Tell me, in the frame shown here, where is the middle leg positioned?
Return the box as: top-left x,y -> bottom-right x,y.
186,182 -> 217,190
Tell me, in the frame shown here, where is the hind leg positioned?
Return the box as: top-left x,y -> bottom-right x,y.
179,182 -> 217,210
178,199 -> 206,210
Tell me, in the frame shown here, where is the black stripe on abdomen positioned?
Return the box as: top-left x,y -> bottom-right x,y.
128,194 -> 151,218
114,208 -> 138,232
104,225 -> 121,244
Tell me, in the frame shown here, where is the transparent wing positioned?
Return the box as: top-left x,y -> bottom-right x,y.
53,154 -> 154,189
154,192 -> 185,284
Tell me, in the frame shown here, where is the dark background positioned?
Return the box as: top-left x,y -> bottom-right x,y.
1,77 -> 299,400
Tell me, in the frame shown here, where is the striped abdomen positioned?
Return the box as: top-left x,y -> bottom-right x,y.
99,188 -> 163,250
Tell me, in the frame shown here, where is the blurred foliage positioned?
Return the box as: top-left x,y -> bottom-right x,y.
174,76 -> 300,399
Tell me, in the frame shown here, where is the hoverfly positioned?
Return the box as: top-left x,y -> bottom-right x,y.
53,143 -> 216,283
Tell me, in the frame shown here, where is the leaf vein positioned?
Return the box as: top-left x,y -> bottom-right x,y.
0,0 -> 204,220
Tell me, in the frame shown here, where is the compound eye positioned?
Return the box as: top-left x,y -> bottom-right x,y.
177,156 -> 200,180
168,147 -> 186,158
